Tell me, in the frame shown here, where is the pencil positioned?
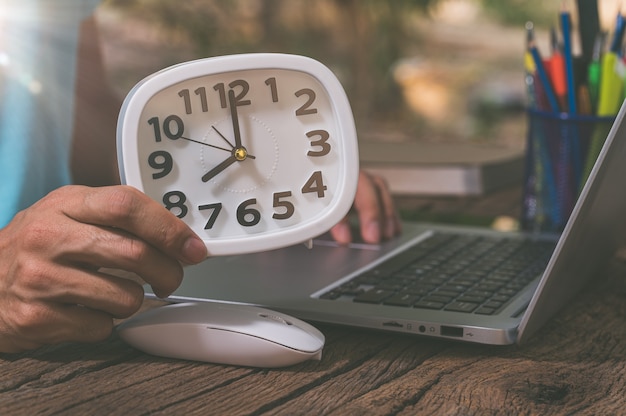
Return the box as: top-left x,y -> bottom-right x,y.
529,40 -> 560,113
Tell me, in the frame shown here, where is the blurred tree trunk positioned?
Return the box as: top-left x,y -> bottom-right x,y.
334,0 -> 410,125
334,0 -> 371,119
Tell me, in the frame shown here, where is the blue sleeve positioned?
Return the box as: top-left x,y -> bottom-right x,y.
0,0 -> 101,228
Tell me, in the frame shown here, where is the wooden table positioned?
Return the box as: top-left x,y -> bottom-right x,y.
3,188 -> 626,415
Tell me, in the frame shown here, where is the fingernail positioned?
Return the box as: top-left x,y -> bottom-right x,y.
182,237 -> 207,263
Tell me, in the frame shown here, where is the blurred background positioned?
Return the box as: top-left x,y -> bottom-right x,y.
97,0 -> 565,151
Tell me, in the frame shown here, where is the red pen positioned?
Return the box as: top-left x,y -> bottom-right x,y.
547,27 -> 567,111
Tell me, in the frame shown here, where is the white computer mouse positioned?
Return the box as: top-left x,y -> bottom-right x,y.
116,302 -> 325,368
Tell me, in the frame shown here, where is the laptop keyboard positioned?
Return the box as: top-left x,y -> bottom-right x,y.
319,233 -> 556,315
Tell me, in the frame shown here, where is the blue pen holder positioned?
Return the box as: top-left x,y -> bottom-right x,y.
521,110 -> 615,233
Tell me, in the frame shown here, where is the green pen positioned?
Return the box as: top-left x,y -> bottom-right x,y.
597,52 -> 623,116
582,50 -> 622,186
587,32 -> 604,112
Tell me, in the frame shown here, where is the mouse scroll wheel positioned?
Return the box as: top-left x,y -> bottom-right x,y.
258,313 -> 293,326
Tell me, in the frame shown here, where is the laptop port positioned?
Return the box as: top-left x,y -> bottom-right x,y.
382,321 -> 403,328
440,325 -> 463,337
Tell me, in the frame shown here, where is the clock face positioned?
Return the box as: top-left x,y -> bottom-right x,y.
117,54 -> 359,255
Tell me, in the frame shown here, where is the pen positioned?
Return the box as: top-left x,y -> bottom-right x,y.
529,39 -> 560,113
548,27 -> 567,111
560,9 -> 577,114
610,12 -> 625,54
623,48 -> 626,101
524,22 -> 537,73
587,32 -> 604,112
597,52 -> 623,116
525,22 -> 538,109
559,7 -> 581,210
576,0 -> 600,67
583,44 -> 623,186
593,10 -> 626,116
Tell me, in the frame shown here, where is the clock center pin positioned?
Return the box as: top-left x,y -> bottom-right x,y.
234,147 -> 248,161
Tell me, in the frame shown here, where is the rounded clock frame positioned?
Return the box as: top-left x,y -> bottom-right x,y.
117,53 -> 359,256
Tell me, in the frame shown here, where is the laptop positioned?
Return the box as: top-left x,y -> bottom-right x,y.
158,100 -> 626,345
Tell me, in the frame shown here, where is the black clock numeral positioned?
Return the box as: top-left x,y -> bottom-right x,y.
237,198 -> 261,227
306,130 -> 331,157
179,87 -> 208,114
214,79 -> 251,108
163,191 -> 188,219
148,115 -> 184,142
272,191 -> 295,220
162,183 -> 327,231
198,202 -> 222,230
265,77 -> 279,103
148,150 -> 173,179
295,88 -> 317,116
301,171 -> 327,198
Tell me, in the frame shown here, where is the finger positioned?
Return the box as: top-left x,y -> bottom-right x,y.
58,186 -> 207,264
0,334 -> 44,354
330,216 -> 353,245
61,271 -> 145,318
13,260 -> 145,318
60,223 -> 184,298
369,174 -> 403,239
354,171 -> 384,244
6,302 -> 116,349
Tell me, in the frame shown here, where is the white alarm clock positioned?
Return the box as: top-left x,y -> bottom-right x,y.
117,53 -> 359,256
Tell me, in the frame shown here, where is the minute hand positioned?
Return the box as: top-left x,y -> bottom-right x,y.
228,90 -> 243,148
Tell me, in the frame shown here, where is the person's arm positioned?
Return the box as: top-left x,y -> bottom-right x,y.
71,16 -> 121,187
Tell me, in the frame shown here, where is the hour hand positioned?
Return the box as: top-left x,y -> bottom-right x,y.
202,155 -> 237,182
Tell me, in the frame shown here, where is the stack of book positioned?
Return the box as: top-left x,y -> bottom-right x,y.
359,140 -> 524,196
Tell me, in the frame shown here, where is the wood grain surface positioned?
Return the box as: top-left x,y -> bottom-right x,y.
2,258 -> 626,416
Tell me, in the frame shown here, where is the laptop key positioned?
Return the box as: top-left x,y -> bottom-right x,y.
422,295 -> 454,304
475,307 -> 496,315
491,294 -> 512,302
319,291 -> 342,300
336,284 -> 365,296
405,288 -> 434,298
465,290 -> 494,298
428,289 -> 453,296
413,300 -> 446,310
444,301 -> 479,313
456,295 -> 487,303
439,284 -> 468,294
483,300 -> 503,309
383,294 -> 420,307
354,289 -> 394,304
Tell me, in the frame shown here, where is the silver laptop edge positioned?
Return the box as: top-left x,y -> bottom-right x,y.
517,101 -> 626,343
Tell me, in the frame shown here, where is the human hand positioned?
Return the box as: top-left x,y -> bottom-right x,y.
0,185 -> 207,353
330,171 -> 402,244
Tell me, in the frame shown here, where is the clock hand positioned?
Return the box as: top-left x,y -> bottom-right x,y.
180,135 -> 231,153
228,89 -> 243,149
177,129 -> 255,160
202,154 -> 238,182
212,125 -> 256,159
211,126 -> 235,149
